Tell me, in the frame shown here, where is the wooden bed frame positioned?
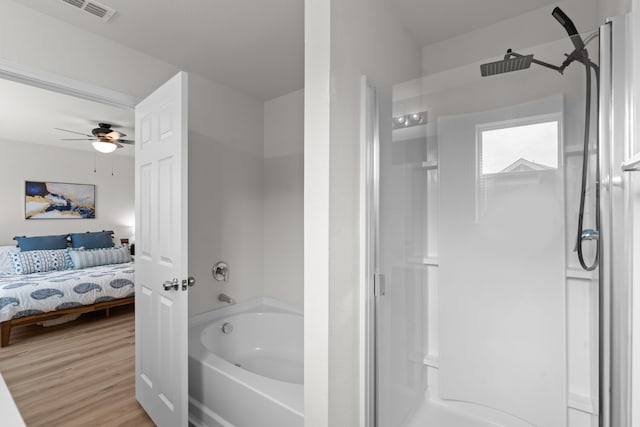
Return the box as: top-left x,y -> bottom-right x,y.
0,296 -> 134,347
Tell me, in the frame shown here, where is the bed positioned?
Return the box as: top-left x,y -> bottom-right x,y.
0,262 -> 135,347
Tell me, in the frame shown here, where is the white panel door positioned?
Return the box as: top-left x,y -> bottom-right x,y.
135,71 -> 189,427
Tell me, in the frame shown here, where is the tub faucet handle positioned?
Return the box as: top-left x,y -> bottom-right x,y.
213,262 -> 229,282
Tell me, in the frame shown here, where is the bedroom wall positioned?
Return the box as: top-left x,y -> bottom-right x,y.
263,89 -> 304,308
0,139 -> 134,246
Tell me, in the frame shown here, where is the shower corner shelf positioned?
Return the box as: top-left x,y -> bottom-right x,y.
621,152 -> 640,171
564,145 -> 584,155
423,354 -> 439,368
421,160 -> 438,170
564,145 -> 597,156
566,268 -> 597,281
568,392 -> 596,415
409,160 -> 438,170
408,257 -> 439,266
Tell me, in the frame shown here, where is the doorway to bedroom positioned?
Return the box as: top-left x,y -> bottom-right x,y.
0,71 -> 145,425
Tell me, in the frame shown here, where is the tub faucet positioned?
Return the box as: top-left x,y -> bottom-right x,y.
218,293 -> 234,304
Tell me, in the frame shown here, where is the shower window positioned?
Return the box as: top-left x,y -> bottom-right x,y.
478,114 -> 561,176
475,113 -> 562,221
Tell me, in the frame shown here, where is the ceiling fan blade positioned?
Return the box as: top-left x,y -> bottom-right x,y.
60,138 -> 93,141
115,141 -> 124,149
118,139 -> 135,144
55,128 -> 93,137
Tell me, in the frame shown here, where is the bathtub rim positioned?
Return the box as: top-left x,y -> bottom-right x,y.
189,296 -> 303,328
189,297 -> 304,418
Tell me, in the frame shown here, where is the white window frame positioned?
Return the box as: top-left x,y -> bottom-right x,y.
475,112 -> 564,222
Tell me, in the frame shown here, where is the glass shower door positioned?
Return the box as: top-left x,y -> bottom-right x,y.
374,30 -> 601,427
438,99 -> 567,427
375,88 -> 430,426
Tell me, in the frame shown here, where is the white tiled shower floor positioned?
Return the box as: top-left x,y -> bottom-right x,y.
406,398 -> 500,427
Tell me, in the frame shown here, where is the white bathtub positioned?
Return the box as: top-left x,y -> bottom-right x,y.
188,298 -> 304,427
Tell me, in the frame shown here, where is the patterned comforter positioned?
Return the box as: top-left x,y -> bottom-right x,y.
0,262 -> 135,323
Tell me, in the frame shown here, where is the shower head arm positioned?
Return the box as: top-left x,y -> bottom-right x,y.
558,46 -> 591,72
505,49 -> 564,74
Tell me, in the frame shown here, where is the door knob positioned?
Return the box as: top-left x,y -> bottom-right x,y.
163,278 -> 179,291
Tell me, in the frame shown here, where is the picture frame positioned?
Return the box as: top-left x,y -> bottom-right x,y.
25,181 -> 96,220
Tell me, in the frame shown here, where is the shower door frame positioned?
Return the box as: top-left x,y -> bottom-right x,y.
359,75 -> 379,427
599,19 -> 612,427
600,14 -> 634,427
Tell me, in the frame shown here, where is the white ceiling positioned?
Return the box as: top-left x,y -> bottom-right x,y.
0,78 -> 134,156
13,0 -> 304,101
387,0 -> 559,46
12,0 -> 559,101
3,0 -> 561,154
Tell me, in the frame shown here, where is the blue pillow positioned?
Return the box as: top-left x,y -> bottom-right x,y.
69,230 -> 114,249
13,234 -> 69,251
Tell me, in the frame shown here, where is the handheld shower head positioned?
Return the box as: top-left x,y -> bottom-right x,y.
552,7 -> 585,52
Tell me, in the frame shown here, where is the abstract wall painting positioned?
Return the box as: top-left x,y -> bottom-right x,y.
25,181 -> 96,220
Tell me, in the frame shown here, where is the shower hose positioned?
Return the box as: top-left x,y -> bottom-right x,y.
575,58 -> 600,271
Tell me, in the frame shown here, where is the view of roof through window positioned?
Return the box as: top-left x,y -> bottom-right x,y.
480,120 -> 559,175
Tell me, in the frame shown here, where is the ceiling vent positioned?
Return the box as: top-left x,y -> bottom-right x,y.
59,0 -> 116,22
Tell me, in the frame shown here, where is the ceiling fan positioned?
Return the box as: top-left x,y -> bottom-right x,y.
55,123 -> 134,153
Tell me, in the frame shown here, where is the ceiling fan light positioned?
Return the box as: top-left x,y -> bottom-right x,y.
92,140 -> 117,153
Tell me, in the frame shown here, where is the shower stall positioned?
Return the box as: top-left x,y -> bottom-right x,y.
364,11 -> 634,427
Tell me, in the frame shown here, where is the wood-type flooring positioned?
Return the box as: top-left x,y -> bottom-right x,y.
0,306 -> 154,427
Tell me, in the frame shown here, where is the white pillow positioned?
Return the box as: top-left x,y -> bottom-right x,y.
9,249 -> 73,275
68,245 -> 132,269
0,245 -> 19,274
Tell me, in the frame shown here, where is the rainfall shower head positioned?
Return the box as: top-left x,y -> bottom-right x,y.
480,53 -> 533,77
480,8 -> 590,78
480,48 -> 564,77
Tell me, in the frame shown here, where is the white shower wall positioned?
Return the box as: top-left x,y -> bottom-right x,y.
402,4 -> 604,425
